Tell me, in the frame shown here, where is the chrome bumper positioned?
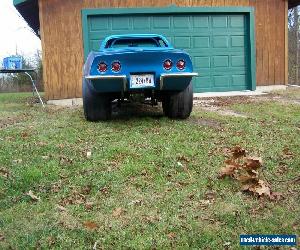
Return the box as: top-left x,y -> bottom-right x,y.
160,72 -> 198,90
85,75 -> 127,91
85,72 -> 198,92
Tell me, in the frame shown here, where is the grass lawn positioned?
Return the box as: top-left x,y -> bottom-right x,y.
0,91 -> 299,249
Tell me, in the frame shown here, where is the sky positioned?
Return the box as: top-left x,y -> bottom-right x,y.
0,0 -> 41,63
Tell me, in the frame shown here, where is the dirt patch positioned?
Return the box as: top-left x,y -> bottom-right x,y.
195,96 -> 255,107
195,91 -> 300,107
193,99 -> 248,118
200,106 -> 248,118
112,102 -> 163,119
25,96 -> 46,106
0,116 -> 25,129
188,117 -> 223,129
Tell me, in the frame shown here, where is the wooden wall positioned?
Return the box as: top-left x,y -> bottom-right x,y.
38,0 -> 288,100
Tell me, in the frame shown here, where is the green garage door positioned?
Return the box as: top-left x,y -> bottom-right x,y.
84,13 -> 250,92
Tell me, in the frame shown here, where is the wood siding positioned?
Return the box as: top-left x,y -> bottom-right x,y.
38,0 -> 288,100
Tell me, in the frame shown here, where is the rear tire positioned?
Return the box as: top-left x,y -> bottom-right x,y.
82,78 -> 112,121
162,82 -> 193,119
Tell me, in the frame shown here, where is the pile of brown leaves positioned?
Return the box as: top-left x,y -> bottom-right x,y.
218,146 -> 282,200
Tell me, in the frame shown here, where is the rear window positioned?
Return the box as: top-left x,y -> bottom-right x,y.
106,37 -> 167,48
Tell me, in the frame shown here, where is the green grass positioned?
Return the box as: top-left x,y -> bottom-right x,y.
0,92 -> 299,249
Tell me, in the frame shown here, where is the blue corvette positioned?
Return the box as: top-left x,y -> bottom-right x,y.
83,34 -> 198,121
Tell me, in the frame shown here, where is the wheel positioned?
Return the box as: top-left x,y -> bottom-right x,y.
162,82 -> 193,119
82,77 -> 112,121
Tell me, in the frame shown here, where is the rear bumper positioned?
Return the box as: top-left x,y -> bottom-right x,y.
160,73 -> 198,90
85,75 -> 127,92
85,72 -> 198,92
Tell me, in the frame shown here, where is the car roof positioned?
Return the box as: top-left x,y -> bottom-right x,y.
100,34 -> 172,50
104,34 -> 167,40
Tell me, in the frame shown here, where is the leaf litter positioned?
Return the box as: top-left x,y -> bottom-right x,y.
218,146 -> 282,200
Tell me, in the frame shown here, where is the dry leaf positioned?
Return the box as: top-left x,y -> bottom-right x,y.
99,186 -> 109,195
269,192 -> 284,201
0,168 -> 9,178
21,131 -> 29,138
81,185 -> 92,195
0,234 -> 4,241
59,156 -> 73,165
56,205 -> 67,212
204,191 -> 216,201
85,202 -> 94,210
292,175 -> 300,184
12,159 -> 22,164
27,190 -> 40,201
244,157 -> 263,170
47,236 -> 56,246
198,199 -> 211,207
177,155 -> 190,163
236,175 -> 257,183
112,207 -> 123,217
219,146 -> 279,201
83,221 -> 98,230
254,180 -> 271,196
59,190 -> 86,206
231,146 -> 246,159
218,159 -> 241,178
128,200 -> 142,206
167,232 -> 176,240
36,141 -> 47,146
282,148 -> 294,159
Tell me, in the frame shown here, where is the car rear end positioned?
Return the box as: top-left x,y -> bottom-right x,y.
84,48 -> 197,94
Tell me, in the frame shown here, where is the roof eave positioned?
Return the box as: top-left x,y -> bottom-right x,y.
288,0 -> 300,9
14,0 -> 40,37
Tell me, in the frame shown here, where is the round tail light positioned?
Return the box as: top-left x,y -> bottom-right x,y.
112,61 -> 121,72
98,62 -> 107,72
176,60 -> 186,70
163,59 -> 173,70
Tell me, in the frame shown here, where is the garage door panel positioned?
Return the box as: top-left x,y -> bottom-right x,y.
193,16 -> 210,28
173,16 -> 191,29
153,16 -> 171,29
112,17 -> 131,30
90,17 -> 109,31
194,76 -> 211,90
231,55 -> 246,67
193,37 -> 210,48
213,36 -> 229,48
173,37 -> 191,48
212,16 -> 228,28
213,75 -> 230,87
213,56 -> 229,67
133,17 -> 151,29
194,57 -> 210,69
231,36 -> 245,47
232,75 -> 247,86
229,16 -> 245,28
86,13 -> 250,92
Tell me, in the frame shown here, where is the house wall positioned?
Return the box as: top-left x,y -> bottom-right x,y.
38,0 -> 288,100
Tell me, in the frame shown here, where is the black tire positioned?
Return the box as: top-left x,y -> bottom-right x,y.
82,78 -> 112,121
162,82 -> 193,119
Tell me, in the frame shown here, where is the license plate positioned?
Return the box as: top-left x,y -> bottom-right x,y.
130,74 -> 155,89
